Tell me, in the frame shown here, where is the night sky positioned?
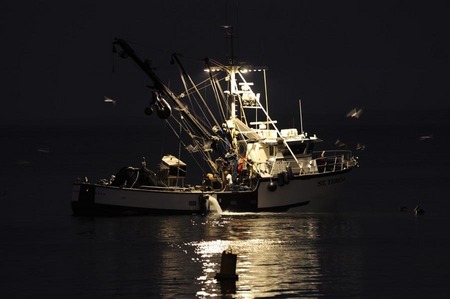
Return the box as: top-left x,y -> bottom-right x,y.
1,0 -> 450,126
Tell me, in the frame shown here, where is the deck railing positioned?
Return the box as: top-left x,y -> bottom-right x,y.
311,150 -> 356,174
270,150 -> 356,176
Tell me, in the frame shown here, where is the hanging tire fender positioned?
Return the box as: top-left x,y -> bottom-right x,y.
268,181 -> 277,191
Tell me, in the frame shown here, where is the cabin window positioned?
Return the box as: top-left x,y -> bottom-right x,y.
282,142 -> 315,155
283,143 -> 306,155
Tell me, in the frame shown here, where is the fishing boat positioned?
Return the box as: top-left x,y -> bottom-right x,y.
71,37 -> 358,216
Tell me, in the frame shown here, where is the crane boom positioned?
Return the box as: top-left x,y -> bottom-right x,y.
112,38 -> 212,140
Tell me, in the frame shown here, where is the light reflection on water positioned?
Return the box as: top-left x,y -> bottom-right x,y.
70,211 -> 445,298
6,206 -> 446,297
181,213 -> 327,298
63,211 -> 365,298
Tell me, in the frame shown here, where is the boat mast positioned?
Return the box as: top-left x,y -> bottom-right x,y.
263,69 -> 269,127
299,99 -> 304,134
223,26 -> 238,121
223,25 -> 236,66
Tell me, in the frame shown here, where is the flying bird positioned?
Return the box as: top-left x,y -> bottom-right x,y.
346,108 -> 363,119
335,139 -> 346,148
37,146 -> 51,153
356,142 -> 366,151
17,159 -> 32,165
418,134 -> 433,141
104,96 -> 117,106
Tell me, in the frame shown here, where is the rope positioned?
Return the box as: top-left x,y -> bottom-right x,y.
130,170 -> 140,188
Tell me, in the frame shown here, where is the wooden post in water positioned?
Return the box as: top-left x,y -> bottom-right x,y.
215,247 -> 239,281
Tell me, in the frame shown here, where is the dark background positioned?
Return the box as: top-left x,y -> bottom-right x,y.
1,3 -> 449,296
1,0 -> 449,127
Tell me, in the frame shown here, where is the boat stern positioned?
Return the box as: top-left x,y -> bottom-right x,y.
71,183 -> 96,216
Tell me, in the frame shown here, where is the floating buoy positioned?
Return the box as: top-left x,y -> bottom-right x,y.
215,248 -> 238,281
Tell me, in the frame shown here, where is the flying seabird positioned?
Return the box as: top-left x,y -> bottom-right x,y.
335,139 -> 346,148
104,96 -> 117,106
346,107 -> 363,119
419,134 -> 433,141
37,147 -> 51,153
414,204 -> 425,215
356,142 -> 366,151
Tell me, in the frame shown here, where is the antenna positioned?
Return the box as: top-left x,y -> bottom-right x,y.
222,25 -> 235,65
299,99 -> 304,134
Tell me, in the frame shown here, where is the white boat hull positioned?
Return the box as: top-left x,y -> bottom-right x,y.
258,173 -> 349,212
72,169 -> 352,215
72,184 -> 211,215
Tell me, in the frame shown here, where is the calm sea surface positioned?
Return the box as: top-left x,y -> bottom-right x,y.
1,123 -> 449,298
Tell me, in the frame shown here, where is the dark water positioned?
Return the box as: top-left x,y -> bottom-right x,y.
1,123 -> 449,298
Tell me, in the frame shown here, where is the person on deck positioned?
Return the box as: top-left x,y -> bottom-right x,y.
225,171 -> 233,190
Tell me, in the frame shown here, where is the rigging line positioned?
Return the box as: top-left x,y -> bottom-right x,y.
179,78 -> 215,133
263,69 -> 269,125
160,120 -> 168,159
179,115 -> 197,141
172,52 -> 208,64
187,111 -> 210,139
165,117 -> 188,145
176,116 -> 183,186
178,127 -> 217,175
173,112 -> 230,166
198,78 -> 232,148
165,113 -> 198,150
208,58 -> 227,69
189,90 -> 216,131
174,102 -> 210,140
213,77 -> 228,122
205,61 -> 227,123
174,56 -> 221,130
209,75 -> 224,121
182,75 -> 225,115
168,82 -> 211,139
204,62 -> 234,123
237,95 -> 248,124
130,170 -> 139,188
177,65 -> 197,118
179,73 -> 224,98
178,96 -> 213,140
165,119 -> 209,175
178,114 -> 208,151
236,71 -> 300,166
